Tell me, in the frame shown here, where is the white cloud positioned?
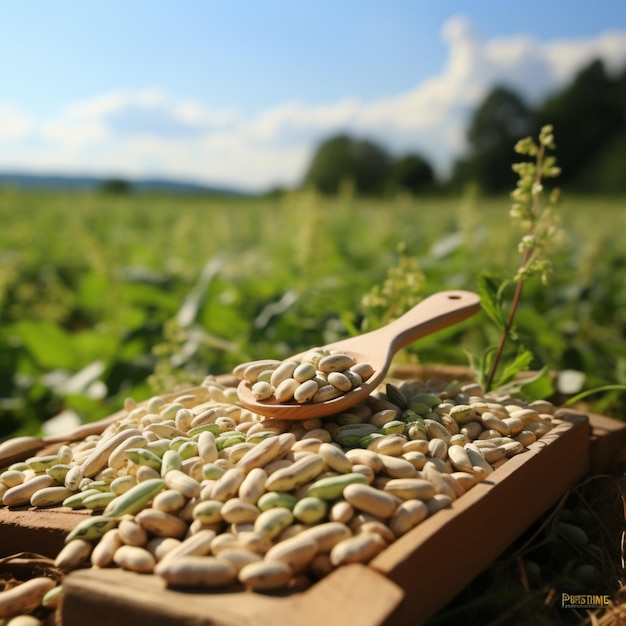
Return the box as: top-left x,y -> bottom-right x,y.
1,17 -> 626,190
0,104 -> 34,141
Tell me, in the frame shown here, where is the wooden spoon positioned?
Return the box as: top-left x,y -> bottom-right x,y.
237,290 -> 481,420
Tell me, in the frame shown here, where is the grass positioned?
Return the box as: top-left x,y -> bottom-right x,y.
0,188 -> 625,439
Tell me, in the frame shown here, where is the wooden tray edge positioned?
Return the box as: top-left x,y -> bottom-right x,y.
370,411 -> 589,625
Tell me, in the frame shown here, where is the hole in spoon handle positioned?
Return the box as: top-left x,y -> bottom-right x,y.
383,290 -> 481,353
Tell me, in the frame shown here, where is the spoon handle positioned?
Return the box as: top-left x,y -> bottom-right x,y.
356,290 -> 481,357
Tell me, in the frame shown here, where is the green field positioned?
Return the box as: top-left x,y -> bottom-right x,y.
1,188 -> 625,438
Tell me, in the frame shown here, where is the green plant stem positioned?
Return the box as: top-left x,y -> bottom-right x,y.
485,144 -> 546,391
486,273 -> 527,392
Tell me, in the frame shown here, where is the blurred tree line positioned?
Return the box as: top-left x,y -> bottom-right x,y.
303,135 -> 435,196
302,58 -> 626,195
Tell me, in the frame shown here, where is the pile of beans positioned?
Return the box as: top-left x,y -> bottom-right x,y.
234,350 -> 375,404
0,373 -> 558,617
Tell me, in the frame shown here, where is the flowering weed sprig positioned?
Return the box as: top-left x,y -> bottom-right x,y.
358,242 -> 425,331
477,125 -> 562,391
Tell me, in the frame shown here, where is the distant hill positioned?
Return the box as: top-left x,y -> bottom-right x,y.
0,172 -> 249,196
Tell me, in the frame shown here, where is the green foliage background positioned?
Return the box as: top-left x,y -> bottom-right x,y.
1,187 -> 624,441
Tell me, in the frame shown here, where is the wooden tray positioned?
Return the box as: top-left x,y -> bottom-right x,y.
46,410 -> 589,626
0,507 -> 90,559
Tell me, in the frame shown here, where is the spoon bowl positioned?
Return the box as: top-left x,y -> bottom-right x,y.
237,290 -> 481,419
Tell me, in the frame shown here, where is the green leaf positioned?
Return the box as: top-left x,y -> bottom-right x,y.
519,368 -> 554,401
76,273 -> 110,313
177,257 -> 223,328
465,348 -> 487,390
119,282 -> 178,315
476,274 -> 506,331
494,347 -> 534,388
73,331 -> 119,364
13,321 -> 78,370
562,384 -> 626,407
466,345 -> 508,392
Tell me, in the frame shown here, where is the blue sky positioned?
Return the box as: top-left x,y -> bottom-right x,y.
2,1 -> 626,190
